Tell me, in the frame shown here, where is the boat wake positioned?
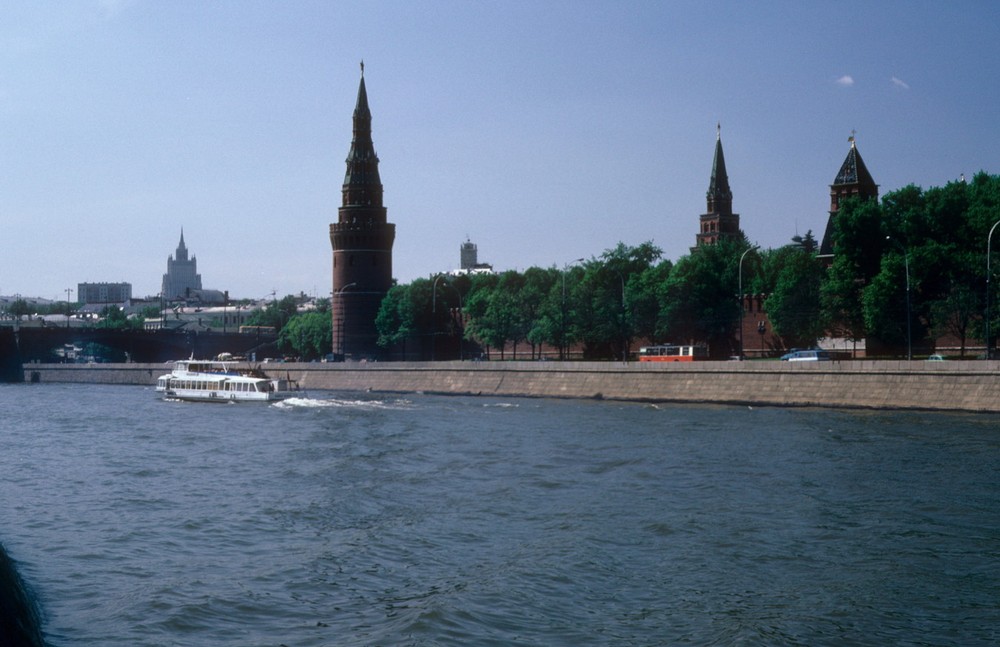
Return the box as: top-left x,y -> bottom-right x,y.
274,396 -> 415,410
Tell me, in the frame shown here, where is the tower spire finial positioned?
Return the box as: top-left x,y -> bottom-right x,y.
360,59 -> 364,77
717,122 -> 721,140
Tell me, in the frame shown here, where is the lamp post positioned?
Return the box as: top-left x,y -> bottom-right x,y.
738,246 -> 759,360
561,258 -> 584,360
65,288 -> 73,329
336,282 -> 356,360
611,268 -> 627,361
886,236 -> 912,360
432,275 -> 464,361
987,219 -> 1000,359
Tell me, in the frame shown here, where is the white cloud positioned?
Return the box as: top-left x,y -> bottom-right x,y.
891,76 -> 910,90
836,75 -> 855,87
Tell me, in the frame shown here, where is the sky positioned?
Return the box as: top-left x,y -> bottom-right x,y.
2,1 -> 1000,301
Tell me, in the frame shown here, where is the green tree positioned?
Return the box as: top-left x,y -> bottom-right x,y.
465,271 -> 525,359
762,242 -> 827,348
278,311 -> 332,360
658,237 -> 748,357
929,280 -> 979,357
820,197 -> 884,351
375,283 -> 418,355
246,295 -> 299,332
8,297 -> 31,320
96,305 -> 143,331
521,267 -> 559,359
575,242 -> 663,359
632,260 -> 672,346
967,173 -> 1000,352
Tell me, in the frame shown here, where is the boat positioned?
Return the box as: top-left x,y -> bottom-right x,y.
155,358 -> 299,403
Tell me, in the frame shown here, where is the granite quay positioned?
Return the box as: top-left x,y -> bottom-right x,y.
22,360 -> 1000,413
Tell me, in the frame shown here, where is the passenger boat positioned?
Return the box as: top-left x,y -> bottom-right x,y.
637,344 -> 709,362
155,358 -> 298,403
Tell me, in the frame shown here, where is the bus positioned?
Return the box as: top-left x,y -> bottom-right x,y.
638,344 -> 709,362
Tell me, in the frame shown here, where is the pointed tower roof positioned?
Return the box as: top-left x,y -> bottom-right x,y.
708,124 -> 732,197
342,61 -> 383,207
833,137 -> 876,189
174,229 -> 189,261
820,136 -> 879,258
705,123 -> 733,216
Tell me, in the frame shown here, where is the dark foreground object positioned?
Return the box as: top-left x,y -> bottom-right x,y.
0,543 -> 44,647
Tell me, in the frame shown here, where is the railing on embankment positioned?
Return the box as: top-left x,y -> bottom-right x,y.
21,360 -> 1000,413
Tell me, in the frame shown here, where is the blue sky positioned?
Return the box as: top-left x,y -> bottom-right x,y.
2,1 -> 999,300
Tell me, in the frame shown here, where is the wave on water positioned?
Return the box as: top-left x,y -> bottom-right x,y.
274,396 -> 415,410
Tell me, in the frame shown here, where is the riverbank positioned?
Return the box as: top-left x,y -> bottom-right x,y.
21,359 -> 1000,413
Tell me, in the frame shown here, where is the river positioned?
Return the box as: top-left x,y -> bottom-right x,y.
0,383 -> 998,645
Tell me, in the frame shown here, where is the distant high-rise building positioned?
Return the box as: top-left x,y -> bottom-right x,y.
78,282 -> 132,304
161,230 -> 203,299
819,136 -> 879,258
460,238 -> 478,270
330,64 -> 396,360
453,237 -> 494,275
695,125 -> 741,249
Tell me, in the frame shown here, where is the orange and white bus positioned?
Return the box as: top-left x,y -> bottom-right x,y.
638,344 -> 709,362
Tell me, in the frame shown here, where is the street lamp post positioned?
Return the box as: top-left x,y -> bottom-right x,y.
561,258 -> 584,360
611,268 -> 626,361
886,236 -> 912,360
738,246 -> 759,360
986,219 -> 1000,359
65,288 -> 73,329
336,282 -> 356,360
432,275 -> 464,361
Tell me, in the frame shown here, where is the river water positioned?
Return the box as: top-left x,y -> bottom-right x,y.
0,383 -> 998,646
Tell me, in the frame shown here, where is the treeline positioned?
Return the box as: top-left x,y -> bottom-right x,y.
16,172 -> 996,362
374,172 -> 1000,360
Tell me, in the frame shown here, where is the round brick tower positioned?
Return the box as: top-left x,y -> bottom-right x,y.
330,64 -> 396,360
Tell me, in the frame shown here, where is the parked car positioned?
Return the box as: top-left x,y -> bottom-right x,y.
780,349 -> 832,362
926,354 -> 947,361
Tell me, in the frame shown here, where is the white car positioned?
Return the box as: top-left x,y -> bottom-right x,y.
781,349 -> 832,362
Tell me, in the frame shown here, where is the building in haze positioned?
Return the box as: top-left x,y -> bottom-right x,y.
161,230 -> 203,300
330,64 -> 396,360
450,237 -> 494,276
695,125 -> 741,249
77,282 -> 132,305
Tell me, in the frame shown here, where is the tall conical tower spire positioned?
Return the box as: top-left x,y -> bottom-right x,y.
707,123 -> 733,215
330,65 -> 396,360
695,124 -> 741,249
819,134 -> 879,258
342,61 -> 382,209
176,229 -> 188,261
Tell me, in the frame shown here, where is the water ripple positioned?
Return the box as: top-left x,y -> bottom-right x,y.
0,385 -> 998,645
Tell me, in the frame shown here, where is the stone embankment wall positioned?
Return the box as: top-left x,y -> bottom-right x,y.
23,360 -> 1000,413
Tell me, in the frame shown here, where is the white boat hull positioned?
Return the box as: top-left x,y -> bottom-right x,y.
156,359 -> 299,403
159,386 -> 287,403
